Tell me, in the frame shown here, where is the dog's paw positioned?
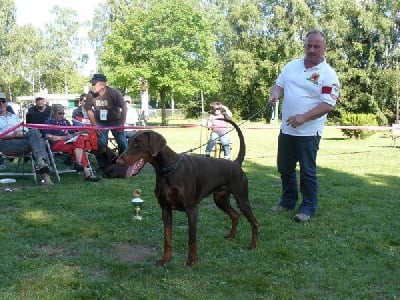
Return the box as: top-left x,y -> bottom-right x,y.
155,258 -> 170,267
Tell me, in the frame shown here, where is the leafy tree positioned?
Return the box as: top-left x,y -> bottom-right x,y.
41,6 -> 86,94
329,0 -> 400,124
0,0 -> 18,98
100,0 -> 220,123
89,0 -> 133,67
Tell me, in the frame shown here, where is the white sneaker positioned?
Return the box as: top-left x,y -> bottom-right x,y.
294,213 -> 311,223
41,174 -> 54,186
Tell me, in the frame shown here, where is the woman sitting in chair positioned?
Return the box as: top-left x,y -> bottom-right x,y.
205,101 -> 233,160
43,104 -> 99,182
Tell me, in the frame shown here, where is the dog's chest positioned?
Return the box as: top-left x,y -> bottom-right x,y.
155,182 -> 187,211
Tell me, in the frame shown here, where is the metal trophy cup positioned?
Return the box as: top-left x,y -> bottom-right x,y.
131,189 -> 144,220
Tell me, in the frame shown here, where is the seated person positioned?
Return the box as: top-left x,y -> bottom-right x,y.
205,101 -> 232,160
0,96 -> 53,185
43,104 -> 100,182
0,100 -> 16,169
26,93 -> 51,124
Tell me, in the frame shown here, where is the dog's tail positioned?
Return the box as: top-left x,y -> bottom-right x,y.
222,119 -> 245,166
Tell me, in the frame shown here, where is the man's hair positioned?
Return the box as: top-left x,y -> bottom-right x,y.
305,29 -> 326,40
79,93 -> 87,102
50,104 -> 65,118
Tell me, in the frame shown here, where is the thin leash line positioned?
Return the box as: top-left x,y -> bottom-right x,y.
182,106 -> 266,154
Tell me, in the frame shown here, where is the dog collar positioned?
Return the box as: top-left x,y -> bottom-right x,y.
156,154 -> 184,177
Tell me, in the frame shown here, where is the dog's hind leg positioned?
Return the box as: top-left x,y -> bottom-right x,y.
186,207 -> 199,266
213,191 -> 239,240
231,186 -> 259,250
156,207 -> 173,266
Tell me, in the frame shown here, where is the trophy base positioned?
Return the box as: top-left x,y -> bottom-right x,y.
133,215 -> 143,220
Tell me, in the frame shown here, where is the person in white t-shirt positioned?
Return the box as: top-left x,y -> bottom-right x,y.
268,29 -> 340,223
124,95 -> 138,138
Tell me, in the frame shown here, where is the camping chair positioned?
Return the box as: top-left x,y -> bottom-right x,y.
45,130 -> 99,181
0,151 -> 38,183
45,140 -> 77,182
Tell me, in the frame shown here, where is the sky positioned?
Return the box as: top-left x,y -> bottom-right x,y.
14,0 -> 98,28
14,0 -> 100,76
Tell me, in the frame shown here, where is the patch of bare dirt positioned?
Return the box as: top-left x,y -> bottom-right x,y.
116,243 -> 157,263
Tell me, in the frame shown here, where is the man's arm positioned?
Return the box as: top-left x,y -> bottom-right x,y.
25,109 -> 32,123
86,110 -> 97,126
0,130 -> 24,139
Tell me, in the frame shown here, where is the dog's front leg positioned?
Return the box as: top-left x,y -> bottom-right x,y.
156,207 -> 173,266
186,208 -> 199,266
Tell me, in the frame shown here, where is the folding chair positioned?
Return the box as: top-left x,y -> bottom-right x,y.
0,151 -> 38,183
45,140 -> 76,182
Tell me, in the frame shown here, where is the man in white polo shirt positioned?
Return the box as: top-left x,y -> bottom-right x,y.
268,29 -> 340,223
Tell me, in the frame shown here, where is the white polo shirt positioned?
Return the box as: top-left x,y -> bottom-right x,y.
276,57 -> 340,136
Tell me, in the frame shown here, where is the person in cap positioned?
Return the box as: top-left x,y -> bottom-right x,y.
84,73 -> 128,174
205,101 -> 233,159
0,93 -> 54,185
26,93 -> 51,125
0,93 -> 17,169
0,93 -> 10,169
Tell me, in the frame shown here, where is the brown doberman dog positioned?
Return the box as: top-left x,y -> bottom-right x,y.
116,119 -> 259,266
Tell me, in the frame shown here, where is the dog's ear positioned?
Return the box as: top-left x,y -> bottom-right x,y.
147,132 -> 166,156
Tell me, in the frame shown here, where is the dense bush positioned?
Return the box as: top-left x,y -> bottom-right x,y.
340,113 -> 378,139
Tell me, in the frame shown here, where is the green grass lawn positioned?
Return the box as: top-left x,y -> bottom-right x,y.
0,122 -> 399,299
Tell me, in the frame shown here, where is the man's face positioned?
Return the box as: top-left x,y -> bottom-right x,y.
304,33 -> 326,66
92,81 -> 105,93
35,98 -> 46,107
0,99 -> 7,113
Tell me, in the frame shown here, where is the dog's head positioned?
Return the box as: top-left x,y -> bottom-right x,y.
102,147 -> 118,164
116,130 -> 166,177
103,164 -> 131,178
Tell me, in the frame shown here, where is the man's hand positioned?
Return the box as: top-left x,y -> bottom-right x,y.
286,114 -> 306,128
15,131 -> 23,138
268,85 -> 283,106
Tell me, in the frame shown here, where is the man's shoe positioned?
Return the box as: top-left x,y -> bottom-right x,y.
41,174 -> 54,186
294,213 -> 311,223
73,162 -> 84,172
35,159 -> 49,174
0,164 -> 6,170
270,204 -> 289,212
85,175 -> 101,182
